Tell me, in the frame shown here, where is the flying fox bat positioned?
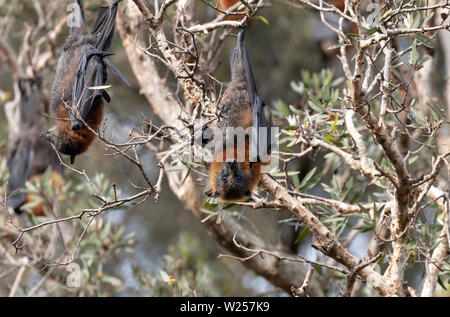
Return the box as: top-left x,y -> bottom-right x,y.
42,0 -> 130,164
205,27 -> 273,201
216,0 -> 246,21
7,78 -> 64,216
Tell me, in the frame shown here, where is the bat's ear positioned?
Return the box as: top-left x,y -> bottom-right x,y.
205,187 -> 220,198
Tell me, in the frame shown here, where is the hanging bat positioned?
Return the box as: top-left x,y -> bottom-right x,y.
42,0 -> 130,164
205,27 -> 273,201
216,0 -> 246,21
7,78 -> 64,216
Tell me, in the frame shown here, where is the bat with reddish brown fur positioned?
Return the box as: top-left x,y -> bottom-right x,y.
42,0 -> 130,164
7,77 -> 64,216
205,27 -> 273,201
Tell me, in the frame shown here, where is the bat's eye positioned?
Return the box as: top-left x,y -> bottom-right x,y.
221,175 -> 227,181
236,175 -> 243,181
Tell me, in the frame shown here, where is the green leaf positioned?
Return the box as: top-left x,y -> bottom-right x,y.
330,115 -> 339,132
330,77 -> 344,87
271,171 -> 300,177
408,155 -> 419,165
380,9 -> 392,21
415,33 -> 433,48
278,217 -> 297,224
295,227 -> 309,244
290,81 -> 304,95
325,134 -> 335,144
366,28 -> 377,35
311,263 -> 323,275
274,99 -> 290,116
409,41 -> 418,65
200,209 -> 218,223
292,174 -> 301,189
203,198 -> 218,211
0,169 -> 9,187
302,174 -> 321,192
423,12 -> 435,25
357,203 -> 369,213
412,12 -> 421,28
165,166 -> 186,172
308,94 -> 326,112
289,104 -> 303,115
323,216 -> 346,223
350,187 -> 365,203
352,223 -> 374,232
100,275 -> 122,287
429,240 -> 441,253
298,167 -> 317,190
428,102 -> 444,121
253,15 -> 269,25
41,166 -> 52,188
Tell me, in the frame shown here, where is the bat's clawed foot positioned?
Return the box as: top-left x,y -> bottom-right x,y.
205,187 -> 220,198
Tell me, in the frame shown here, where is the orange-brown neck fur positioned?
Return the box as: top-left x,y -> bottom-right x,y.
217,0 -> 245,21
54,102 -> 104,156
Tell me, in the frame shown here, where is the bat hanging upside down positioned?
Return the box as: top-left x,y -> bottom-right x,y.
205,27 -> 273,201
7,78 -> 65,216
42,0 -> 130,164
216,0 -> 246,21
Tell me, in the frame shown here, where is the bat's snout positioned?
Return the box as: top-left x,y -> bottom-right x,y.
71,121 -> 83,131
40,129 -> 56,145
40,131 -> 50,142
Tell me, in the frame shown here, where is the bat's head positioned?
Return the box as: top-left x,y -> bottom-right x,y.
41,126 -> 63,148
40,126 -> 77,164
207,159 -> 252,201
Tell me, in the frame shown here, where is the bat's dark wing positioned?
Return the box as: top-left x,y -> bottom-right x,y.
251,96 -> 273,163
7,139 -> 33,210
7,137 -> 34,211
231,28 -> 257,95
231,28 -> 273,163
17,78 -> 29,124
91,0 -> 128,85
103,57 -> 131,86
92,0 -> 122,52
70,45 -> 130,129
70,45 -> 110,129
69,0 -> 129,129
7,80 -> 36,211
